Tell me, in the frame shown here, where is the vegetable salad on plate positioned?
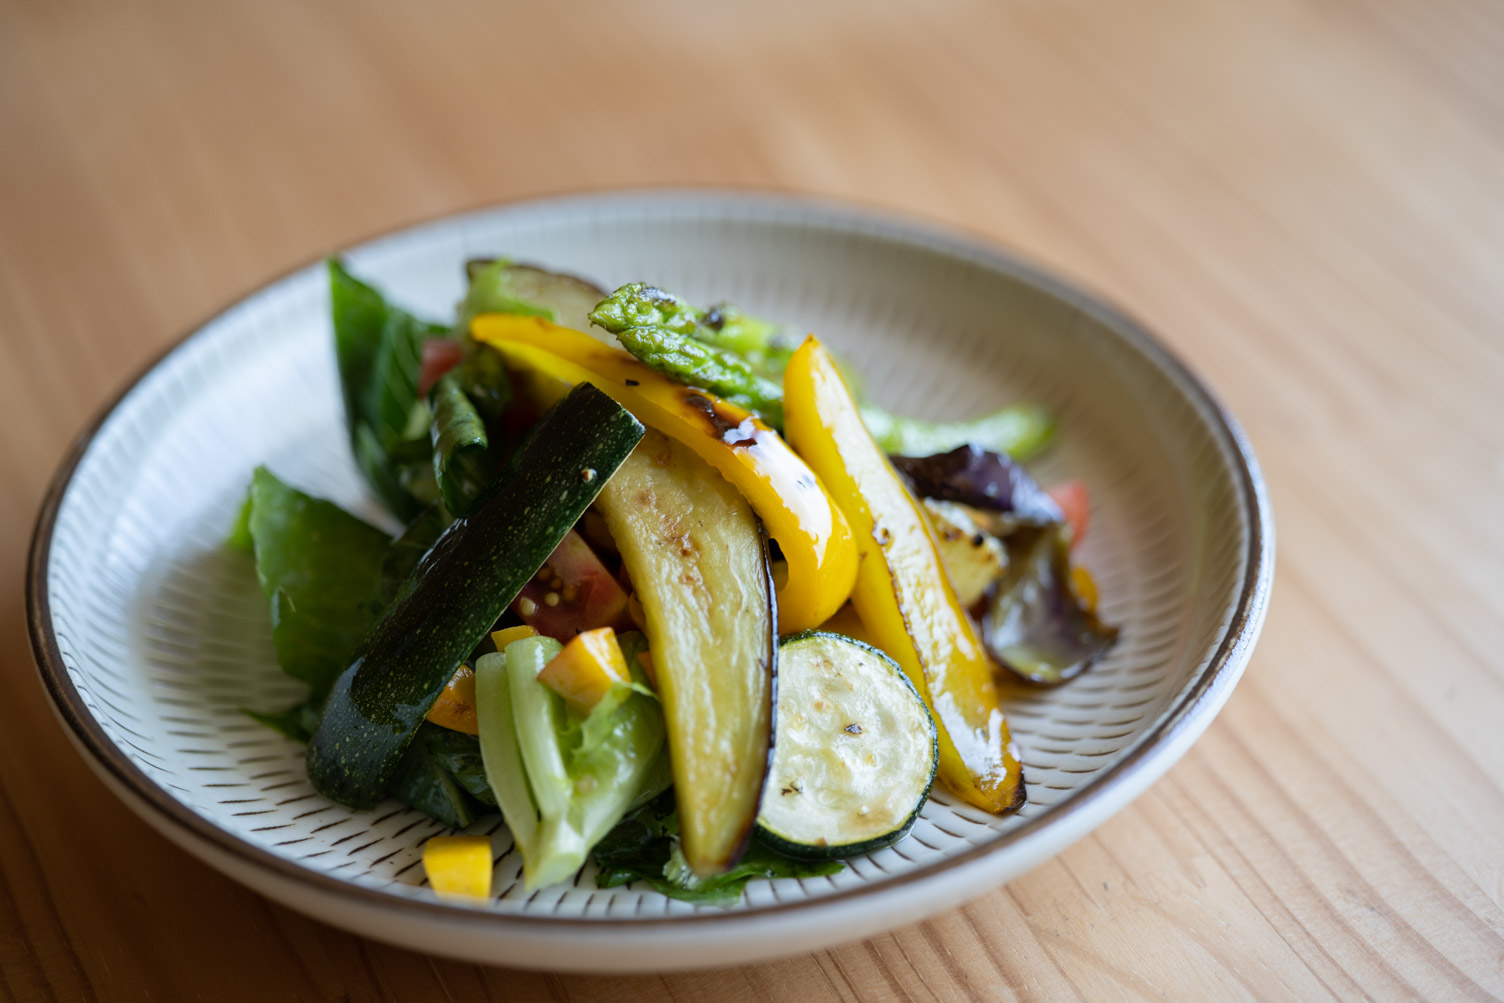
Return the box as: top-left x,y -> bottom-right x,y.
231,259 -> 1119,906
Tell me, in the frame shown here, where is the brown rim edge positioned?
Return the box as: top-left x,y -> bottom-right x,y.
25,187 -> 1274,931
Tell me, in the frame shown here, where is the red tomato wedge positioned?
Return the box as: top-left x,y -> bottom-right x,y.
511,530 -> 633,640
418,338 -> 466,396
1047,479 -> 1090,549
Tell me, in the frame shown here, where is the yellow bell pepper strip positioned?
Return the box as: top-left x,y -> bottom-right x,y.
422,835 -> 493,902
783,335 -> 1025,814
537,627 -> 632,715
425,664 -> 479,734
470,314 -> 858,634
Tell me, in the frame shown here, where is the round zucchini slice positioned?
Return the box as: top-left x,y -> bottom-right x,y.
756,631 -> 939,859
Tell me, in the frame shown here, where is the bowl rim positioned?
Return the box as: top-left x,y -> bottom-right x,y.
25,187 -> 1274,930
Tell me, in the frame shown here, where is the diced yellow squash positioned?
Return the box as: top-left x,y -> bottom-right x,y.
422,835 -> 493,902
490,624 -> 539,651
920,498 -> 1010,608
425,665 -> 479,735
537,627 -> 631,715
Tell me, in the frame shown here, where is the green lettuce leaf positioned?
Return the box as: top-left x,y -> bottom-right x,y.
329,258 -> 447,520
239,472 -> 497,828
428,373 -> 494,517
390,723 -> 488,830
418,726 -> 496,807
244,466 -> 390,697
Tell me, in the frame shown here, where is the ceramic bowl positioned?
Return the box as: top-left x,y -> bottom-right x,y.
28,191 -> 1272,971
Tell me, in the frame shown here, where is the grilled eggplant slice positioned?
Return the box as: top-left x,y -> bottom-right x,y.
460,259 -> 608,340
595,429 -> 777,876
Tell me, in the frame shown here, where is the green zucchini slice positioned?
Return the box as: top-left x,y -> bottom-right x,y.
307,383 -> 644,810
756,631 -> 938,859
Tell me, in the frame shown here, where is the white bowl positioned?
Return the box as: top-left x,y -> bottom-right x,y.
27,191 -> 1272,972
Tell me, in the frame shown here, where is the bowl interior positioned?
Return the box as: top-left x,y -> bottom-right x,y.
40,193 -> 1253,920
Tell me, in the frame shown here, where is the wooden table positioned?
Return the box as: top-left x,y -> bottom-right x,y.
4,0 -> 1501,998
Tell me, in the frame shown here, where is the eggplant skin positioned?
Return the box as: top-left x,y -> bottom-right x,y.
596,430 -> 777,877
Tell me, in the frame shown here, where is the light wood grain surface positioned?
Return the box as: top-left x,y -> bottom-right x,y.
4,0 -> 1503,999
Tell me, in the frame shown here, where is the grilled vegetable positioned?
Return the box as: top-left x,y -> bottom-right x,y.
606,323 -> 785,426
756,632 -> 937,859
595,429 -> 777,876
919,498 -> 1010,608
459,259 -> 607,339
470,315 -> 858,634
982,524 -> 1119,685
863,403 -> 1055,461
307,383 -> 644,810
784,335 -> 1025,814
590,283 -> 1057,466
589,282 -> 793,379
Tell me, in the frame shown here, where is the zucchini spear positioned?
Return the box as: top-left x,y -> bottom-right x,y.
308,383 -> 645,810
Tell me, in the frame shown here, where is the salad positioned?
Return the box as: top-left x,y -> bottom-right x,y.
232,259 -> 1119,906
